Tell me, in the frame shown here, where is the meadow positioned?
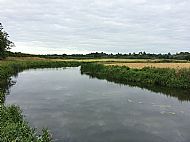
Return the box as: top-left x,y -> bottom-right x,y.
105,62 -> 190,69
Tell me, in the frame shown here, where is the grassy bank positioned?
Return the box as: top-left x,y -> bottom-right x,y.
81,63 -> 190,89
0,102 -> 51,142
0,60 -> 81,141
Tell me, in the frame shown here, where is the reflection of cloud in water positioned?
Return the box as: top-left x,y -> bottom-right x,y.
127,99 -> 133,103
160,111 -> 176,115
54,86 -> 68,91
151,104 -> 178,116
152,104 -> 171,108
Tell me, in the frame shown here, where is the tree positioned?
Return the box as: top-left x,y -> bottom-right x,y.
0,23 -> 14,59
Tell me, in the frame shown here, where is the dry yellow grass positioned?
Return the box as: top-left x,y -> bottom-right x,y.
105,63 -> 190,69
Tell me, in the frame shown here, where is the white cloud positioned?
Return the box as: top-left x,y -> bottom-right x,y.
0,0 -> 190,54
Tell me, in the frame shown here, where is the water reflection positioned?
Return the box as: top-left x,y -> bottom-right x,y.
81,71 -> 190,102
4,67 -> 190,142
2,67 -> 190,102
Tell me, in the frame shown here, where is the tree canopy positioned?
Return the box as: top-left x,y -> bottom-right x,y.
0,23 -> 14,59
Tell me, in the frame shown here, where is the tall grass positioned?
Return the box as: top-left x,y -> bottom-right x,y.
0,60 -> 81,141
0,104 -> 52,142
81,63 -> 190,89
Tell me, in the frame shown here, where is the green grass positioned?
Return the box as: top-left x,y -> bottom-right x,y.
81,63 -> 190,89
0,104 -> 52,142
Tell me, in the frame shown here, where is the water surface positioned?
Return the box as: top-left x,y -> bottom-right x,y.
6,67 -> 190,142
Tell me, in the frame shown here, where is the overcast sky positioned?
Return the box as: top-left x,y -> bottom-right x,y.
0,0 -> 190,54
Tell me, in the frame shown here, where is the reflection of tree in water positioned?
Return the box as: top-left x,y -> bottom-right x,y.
81,71 -> 190,102
1,69 -> 189,103
0,74 -> 18,95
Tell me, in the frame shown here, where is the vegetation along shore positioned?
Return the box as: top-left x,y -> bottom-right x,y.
81,63 -> 190,89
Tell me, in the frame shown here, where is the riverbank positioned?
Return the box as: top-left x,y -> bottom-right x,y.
81,63 -> 190,89
0,60 -> 81,142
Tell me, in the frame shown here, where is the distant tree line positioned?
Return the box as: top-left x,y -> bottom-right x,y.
6,51 -> 190,60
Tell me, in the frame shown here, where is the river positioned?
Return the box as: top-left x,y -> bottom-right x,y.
5,67 -> 190,142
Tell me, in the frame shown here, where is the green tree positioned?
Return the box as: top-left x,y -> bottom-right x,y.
0,23 -> 14,59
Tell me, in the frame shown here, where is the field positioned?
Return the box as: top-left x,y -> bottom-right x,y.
105,63 -> 190,69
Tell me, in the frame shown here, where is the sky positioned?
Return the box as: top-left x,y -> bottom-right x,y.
0,0 -> 190,54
